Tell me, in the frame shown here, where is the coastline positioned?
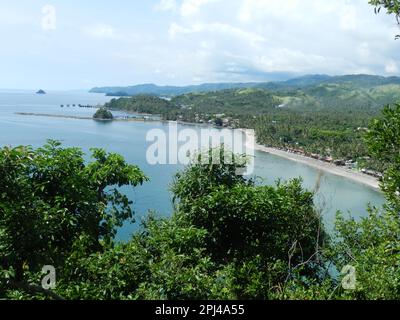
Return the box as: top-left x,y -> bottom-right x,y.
239,129 -> 381,192
15,111 -> 381,192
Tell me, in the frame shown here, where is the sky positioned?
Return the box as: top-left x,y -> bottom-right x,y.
0,0 -> 399,90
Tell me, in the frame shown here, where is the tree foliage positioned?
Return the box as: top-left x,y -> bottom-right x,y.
365,104 -> 400,209
93,107 -> 114,120
0,141 -> 147,297
171,147 -> 327,298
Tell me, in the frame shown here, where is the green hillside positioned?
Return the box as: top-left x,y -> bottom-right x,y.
91,74 -> 400,96
105,79 -> 400,169
171,89 -> 282,115
105,95 -> 177,115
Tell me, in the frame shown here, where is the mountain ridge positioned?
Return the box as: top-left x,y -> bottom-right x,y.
90,74 -> 400,96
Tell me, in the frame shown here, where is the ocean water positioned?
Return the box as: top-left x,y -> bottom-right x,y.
0,91 -> 385,240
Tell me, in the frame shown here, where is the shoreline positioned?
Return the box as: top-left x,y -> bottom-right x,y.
15,111 -> 381,192
239,129 -> 381,192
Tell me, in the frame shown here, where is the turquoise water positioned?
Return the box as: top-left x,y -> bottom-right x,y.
0,91 -> 385,240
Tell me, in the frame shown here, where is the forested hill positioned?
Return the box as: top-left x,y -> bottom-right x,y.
91,82 -> 267,96
104,78 -> 400,168
105,89 -> 282,117
105,78 -> 400,113
90,74 -> 400,97
286,81 -> 400,110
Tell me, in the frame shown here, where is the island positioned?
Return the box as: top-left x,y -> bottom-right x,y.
93,107 -> 114,120
36,89 -> 46,95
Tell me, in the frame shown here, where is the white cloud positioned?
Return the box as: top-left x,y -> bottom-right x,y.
2,0 -> 399,89
180,0 -> 220,17
82,24 -> 120,39
168,22 -> 199,38
358,42 -> 371,60
169,21 -> 266,45
0,7 -> 35,26
340,5 -> 358,31
238,0 -> 302,22
209,23 -> 267,45
55,0 -> 400,85
41,5 -> 57,31
155,0 -> 177,12
81,24 -> 143,43
161,0 -> 400,81
254,48 -> 357,74
385,60 -> 399,74
157,0 -> 220,16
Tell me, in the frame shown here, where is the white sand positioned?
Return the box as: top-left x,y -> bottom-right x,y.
240,129 -> 381,192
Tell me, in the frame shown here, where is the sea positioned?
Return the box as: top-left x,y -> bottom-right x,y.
0,90 -> 385,240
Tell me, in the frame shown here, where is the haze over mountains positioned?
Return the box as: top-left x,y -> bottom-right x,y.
90,74 -> 400,97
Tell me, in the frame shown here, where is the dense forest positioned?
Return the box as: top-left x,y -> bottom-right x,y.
106,94 -> 176,115
105,77 -> 400,171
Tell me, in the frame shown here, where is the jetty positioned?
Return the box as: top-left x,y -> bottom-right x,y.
60,104 -> 98,108
15,112 -> 158,122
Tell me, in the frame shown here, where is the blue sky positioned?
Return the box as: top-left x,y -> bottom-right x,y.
0,0 -> 399,90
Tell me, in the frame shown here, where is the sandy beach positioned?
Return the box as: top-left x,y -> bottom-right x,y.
240,129 -> 381,192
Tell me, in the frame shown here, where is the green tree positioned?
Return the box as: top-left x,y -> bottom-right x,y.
0,141 -> 147,298
365,104 -> 400,210
331,209 -> 400,300
282,104 -> 400,300
172,147 -> 327,299
55,214 -> 235,300
93,107 -> 114,120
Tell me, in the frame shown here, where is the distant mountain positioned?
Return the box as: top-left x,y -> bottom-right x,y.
325,74 -> 400,88
280,74 -> 333,87
90,82 -> 263,96
36,89 -> 46,95
90,74 -> 400,97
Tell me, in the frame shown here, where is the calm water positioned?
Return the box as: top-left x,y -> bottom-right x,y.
0,91 -> 385,240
